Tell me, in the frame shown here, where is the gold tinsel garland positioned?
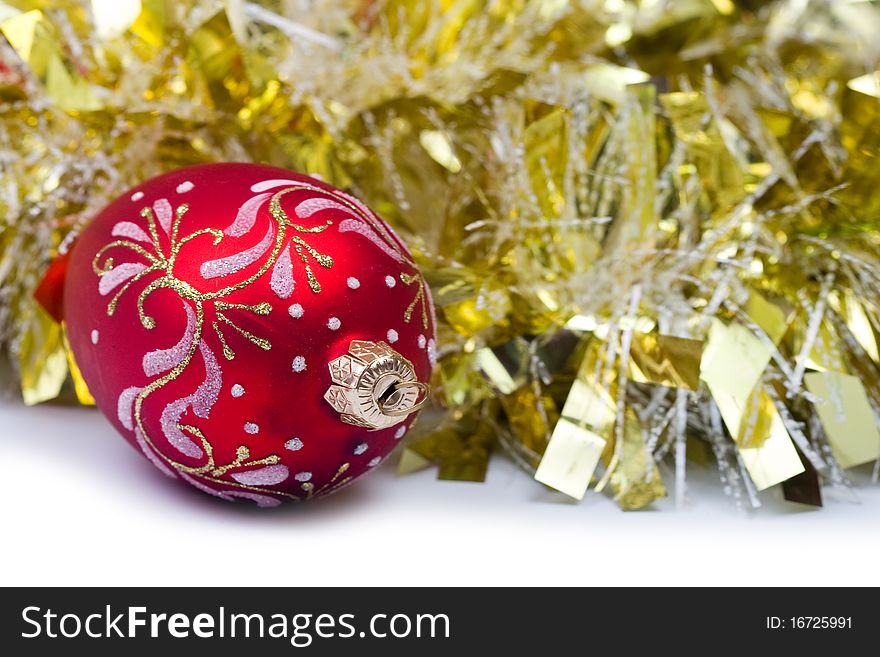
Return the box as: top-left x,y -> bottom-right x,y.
2,0 -> 880,510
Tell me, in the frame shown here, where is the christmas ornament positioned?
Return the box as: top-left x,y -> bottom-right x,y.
7,0 -> 880,512
63,163 -> 435,506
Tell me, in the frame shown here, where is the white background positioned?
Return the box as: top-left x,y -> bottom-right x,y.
2,389 -> 879,587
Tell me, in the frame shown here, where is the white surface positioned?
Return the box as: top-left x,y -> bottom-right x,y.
2,392 -> 880,587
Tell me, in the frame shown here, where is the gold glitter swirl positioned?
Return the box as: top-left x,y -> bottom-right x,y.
269,188 -> 335,293
400,272 -> 429,329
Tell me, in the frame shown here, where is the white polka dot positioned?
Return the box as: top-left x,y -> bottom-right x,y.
354,442 -> 368,455
289,303 -> 304,319
368,456 -> 382,467
394,425 -> 407,439
176,181 -> 194,193
385,275 -> 396,288
131,191 -> 144,202
231,384 -> 245,398
244,422 -> 259,434
427,338 -> 437,367
292,356 -> 307,372
90,330 -> 99,345
295,471 -> 312,482
347,277 -> 360,289
285,437 -> 304,451
387,329 -> 399,343
418,334 -> 427,348
327,317 -> 341,331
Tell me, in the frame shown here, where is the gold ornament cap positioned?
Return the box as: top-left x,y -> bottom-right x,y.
324,340 -> 429,430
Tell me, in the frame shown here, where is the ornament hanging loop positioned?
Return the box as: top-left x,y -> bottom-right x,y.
376,381 -> 429,416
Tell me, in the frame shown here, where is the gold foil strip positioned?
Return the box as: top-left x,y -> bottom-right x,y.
534,419 -> 606,500
523,108 -> 567,220
805,322 -> 846,374
407,421 -> 493,483
661,90 -> 747,211
700,319 -> 804,489
744,292 -> 790,345
805,371 -> 880,469
533,345 -> 614,499
583,64 -> 651,105
736,390 -> 804,491
0,10 -> 101,111
841,292 -> 879,364
19,311 -> 68,407
628,333 -> 704,391
499,386 -> 557,456
396,448 -> 432,476
475,340 -> 528,395
608,409 -> 666,510
64,338 -> 95,406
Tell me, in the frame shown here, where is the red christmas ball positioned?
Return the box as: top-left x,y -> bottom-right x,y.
65,163 -> 436,506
